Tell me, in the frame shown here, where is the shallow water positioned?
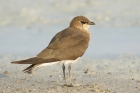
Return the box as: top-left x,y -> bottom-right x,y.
0,26 -> 140,59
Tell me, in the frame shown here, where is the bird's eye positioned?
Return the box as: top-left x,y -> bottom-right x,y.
81,21 -> 87,24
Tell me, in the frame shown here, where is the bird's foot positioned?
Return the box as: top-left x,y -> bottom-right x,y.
62,83 -> 75,87
67,83 -> 74,87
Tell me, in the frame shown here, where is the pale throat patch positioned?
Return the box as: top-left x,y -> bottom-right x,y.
82,24 -> 90,30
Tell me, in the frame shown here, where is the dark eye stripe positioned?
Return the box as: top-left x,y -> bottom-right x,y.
81,21 -> 87,24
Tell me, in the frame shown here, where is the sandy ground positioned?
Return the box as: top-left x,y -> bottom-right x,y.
1,55 -> 140,93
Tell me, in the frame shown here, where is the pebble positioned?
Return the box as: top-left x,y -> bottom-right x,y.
4,71 -> 10,74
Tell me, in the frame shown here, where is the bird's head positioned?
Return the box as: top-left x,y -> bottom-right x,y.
70,16 -> 95,30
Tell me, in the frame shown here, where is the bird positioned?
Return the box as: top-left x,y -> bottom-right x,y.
11,16 -> 95,87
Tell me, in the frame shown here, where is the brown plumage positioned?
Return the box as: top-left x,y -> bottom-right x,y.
11,16 -> 95,82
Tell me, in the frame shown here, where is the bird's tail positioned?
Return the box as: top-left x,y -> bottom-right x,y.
11,57 -> 41,74
22,64 -> 41,74
11,57 -> 59,74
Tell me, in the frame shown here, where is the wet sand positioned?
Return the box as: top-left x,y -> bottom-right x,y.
1,55 -> 140,93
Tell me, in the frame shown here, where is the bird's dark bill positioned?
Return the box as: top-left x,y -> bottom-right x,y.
90,22 -> 95,25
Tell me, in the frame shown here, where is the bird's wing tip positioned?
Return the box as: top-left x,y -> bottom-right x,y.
11,62 -> 15,64
11,61 -> 19,64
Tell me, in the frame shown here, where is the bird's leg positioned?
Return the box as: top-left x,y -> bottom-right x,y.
68,63 -> 74,87
62,63 -> 66,86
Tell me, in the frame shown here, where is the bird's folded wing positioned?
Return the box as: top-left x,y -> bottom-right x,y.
37,27 -> 90,60
11,57 -> 60,64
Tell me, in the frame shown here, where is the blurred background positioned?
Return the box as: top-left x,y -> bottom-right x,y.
0,0 -> 140,60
